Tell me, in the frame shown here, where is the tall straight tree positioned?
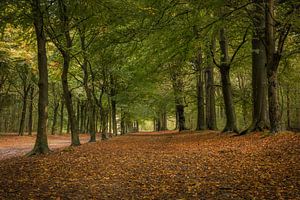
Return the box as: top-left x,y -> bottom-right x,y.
242,0 -> 268,134
194,48 -> 205,130
265,0 -> 291,133
29,0 -> 50,155
205,37 -> 217,130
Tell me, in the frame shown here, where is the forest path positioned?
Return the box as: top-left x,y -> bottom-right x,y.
0,131 -> 299,199
0,134 -> 90,160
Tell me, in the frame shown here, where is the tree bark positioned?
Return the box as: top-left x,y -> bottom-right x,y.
51,102 -> 59,135
29,0 -> 50,155
60,99 -> 64,134
195,48 -> 205,130
241,0 -> 269,135
161,111 -> 167,131
170,64 -> 186,132
19,85 -> 30,136
61,51 -> 80,145
58,0 -> 80,145
265,0 -> 289,133
205,36 -> 217,130
286,86 -> 291,130
110,75 -> 117,136
219,27 -> 238,133
28,86 -> 34,136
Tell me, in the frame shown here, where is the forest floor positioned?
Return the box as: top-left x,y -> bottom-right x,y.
0,131 -> 299,199
0,133 -> 90,160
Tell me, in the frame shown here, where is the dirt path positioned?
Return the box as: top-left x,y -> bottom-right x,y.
0,134 -> 90,160
0,131 -> 299,199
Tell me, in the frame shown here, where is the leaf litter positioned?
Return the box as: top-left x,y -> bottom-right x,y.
0,131 -> 299,199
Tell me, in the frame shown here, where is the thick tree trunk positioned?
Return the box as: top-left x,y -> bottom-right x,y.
219,27 -> 238,133
28,86 -> 34,136
267,68 -> 280,132
29,0 -> 50,155
176,104 -> 186,131
156,116 -> 161,131
161,111 -> 167,131
241,0 -> 268,135
265,0 -> 285,133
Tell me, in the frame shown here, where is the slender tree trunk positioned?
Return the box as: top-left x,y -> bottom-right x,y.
219,27 -> 238,133
61,52 -> 80,145
60,100 -> 64,134
286,86 -> 291,130
29,0 -> 50,155
51,102 -> 59,135
109,75 -> 117,136
78,27 -> 97,141
195,48 -> 205,130
121,109 -> 126,135
111,98 -> 117,135
205,66 -> 217,130
28,86 -> 34,136
77,100 -> 80,132
58,0 -> 80,145
205,36 -> 217,130
19,85 -> 30,136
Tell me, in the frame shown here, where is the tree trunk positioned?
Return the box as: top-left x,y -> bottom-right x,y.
241,0 -> 268,135
205,35 -> 217,130
108,75 -> 117,136
286,86 -> 291,130
57,0 -> 80,145
111,98 -> 117,135
195,48 -> 205,131
60,100 -> 64,134
265,0 -> 285,133
161,111 -> 167,131
170,64 -> 186,132
205,66 -> 217,130
61,52 -> 80,146
51,102 -> 59,135
19,85 -> 30,136
29,0 -> 50,155
121,109 -> 126,135
28,86 -> 34,136
219,27 -> 238,133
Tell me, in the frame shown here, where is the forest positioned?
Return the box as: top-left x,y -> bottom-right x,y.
0,0 -> 299,199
